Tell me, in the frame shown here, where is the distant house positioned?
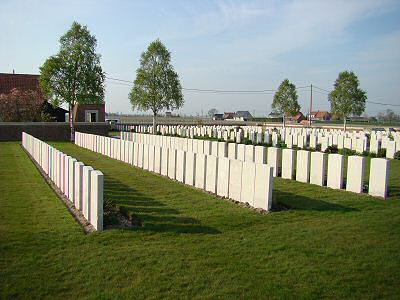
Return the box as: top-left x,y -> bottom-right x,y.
234,111 -> 253,121
309,111 -> 331,121
268,112 -> 281,118
165,111 -> 172,117
0,72 -> 68,122
286,111 -> 306,123
213,113 -> 224,120
73,103 -> 105,122
223,112 -> 235,120
0,72 -> 105,122
41,101 -> 69,122
293,111 -> 306,123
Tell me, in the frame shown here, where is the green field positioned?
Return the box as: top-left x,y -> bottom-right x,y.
1,141 -> 400,299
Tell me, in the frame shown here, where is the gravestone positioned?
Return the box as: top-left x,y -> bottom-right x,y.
282,149 -> 296,180
216,157 -> 230,197
368,158 -> 389,198
205,155 -> 218,193
296,150 -> 311,183
327,154 -> 344,189
228,160 -> 243,201
346,156 -> 365,193
253,164 -> 274,211
310,152 -> 326,186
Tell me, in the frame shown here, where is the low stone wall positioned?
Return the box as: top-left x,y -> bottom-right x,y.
0,122 -> 109,141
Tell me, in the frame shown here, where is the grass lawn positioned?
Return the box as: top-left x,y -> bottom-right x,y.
108,131 -> 120,137
1,141 -> 400,299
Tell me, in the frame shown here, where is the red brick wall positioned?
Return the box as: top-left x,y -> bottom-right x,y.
73,104 -> 105,122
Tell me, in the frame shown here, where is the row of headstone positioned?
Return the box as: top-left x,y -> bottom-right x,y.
75,132 -> 274,210
124,124 -> 400,159
22,132 -> 104,231
121,132 -> 390,199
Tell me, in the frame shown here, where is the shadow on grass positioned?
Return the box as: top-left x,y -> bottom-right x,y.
104,176 -> 221,234
274,189 -> 359,212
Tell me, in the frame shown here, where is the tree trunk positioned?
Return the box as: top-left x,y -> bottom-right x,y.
282,114 -> 286,128
70,104 -> 75,142
153,113 -> 157,135
343,116 -> 347,132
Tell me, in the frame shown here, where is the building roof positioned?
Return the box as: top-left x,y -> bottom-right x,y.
292,111 -> 305,121
235,111 -> 253,118
223,112 -> 235,119
311,111 -> 331,119
0,73 -> 41,95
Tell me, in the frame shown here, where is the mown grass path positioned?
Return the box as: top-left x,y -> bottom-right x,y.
1,141 -> 399,299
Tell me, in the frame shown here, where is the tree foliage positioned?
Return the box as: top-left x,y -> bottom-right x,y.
377,109 -> 400,123
208,108 -> 218,118
129,39 -> 183,120
39,21 -> 105,109
328,71 -> 366,118
272,79 -> 300,117
0,89 -> 43,121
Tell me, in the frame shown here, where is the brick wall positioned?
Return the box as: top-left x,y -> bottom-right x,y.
0,122 -> 110,141
73,104 -> 105,122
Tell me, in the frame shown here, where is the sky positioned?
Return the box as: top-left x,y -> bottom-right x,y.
1,0 -> 400,116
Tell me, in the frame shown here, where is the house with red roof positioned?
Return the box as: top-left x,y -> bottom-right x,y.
309,111 -> 331,121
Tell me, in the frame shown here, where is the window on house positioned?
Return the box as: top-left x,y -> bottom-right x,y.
85,110 -> 98,122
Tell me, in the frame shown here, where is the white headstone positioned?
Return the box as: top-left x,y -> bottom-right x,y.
167,149 -> 177,179
82,166 -> 94,220
175,150 -> 186,183
195,153 -> 207,189
205,155 -> 218,193
282,149 -> 296,180
296,150 -> 311,183
346,155 -> 365,193
228,160 -> 243,201
327,154 -> 344,189
267,147 -> 281,177
90,170 -> 103,231
184,152 -> 196,186
310,152 -> 326,186
253,163 -> 274,211
216,157 -> 230,197
241,162 -> 256,205
74,162 -> 84,210
368,158 -> 389,198
254,146 -> 266,164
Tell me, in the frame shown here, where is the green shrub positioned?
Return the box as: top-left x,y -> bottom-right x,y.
324,145 -> 339,154
339,148 -> 357,156
377,148 -> 387,158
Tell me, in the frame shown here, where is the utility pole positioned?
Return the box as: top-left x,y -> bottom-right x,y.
309,84 -> 313,127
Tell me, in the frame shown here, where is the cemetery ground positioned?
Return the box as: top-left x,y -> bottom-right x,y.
1,141 -> 400,299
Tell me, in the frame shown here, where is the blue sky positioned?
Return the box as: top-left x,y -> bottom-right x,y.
1,0 -> 400,116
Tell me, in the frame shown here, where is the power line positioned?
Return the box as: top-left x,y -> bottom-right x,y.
105,76 -> 400,107
312,85 -> 400,107
313,85 -> 331,93
105,75 -> 309,94
366,100 -> 400,107
313,89 -> 329,95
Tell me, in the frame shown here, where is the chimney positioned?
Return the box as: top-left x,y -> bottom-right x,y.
13,69 -> 15,74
